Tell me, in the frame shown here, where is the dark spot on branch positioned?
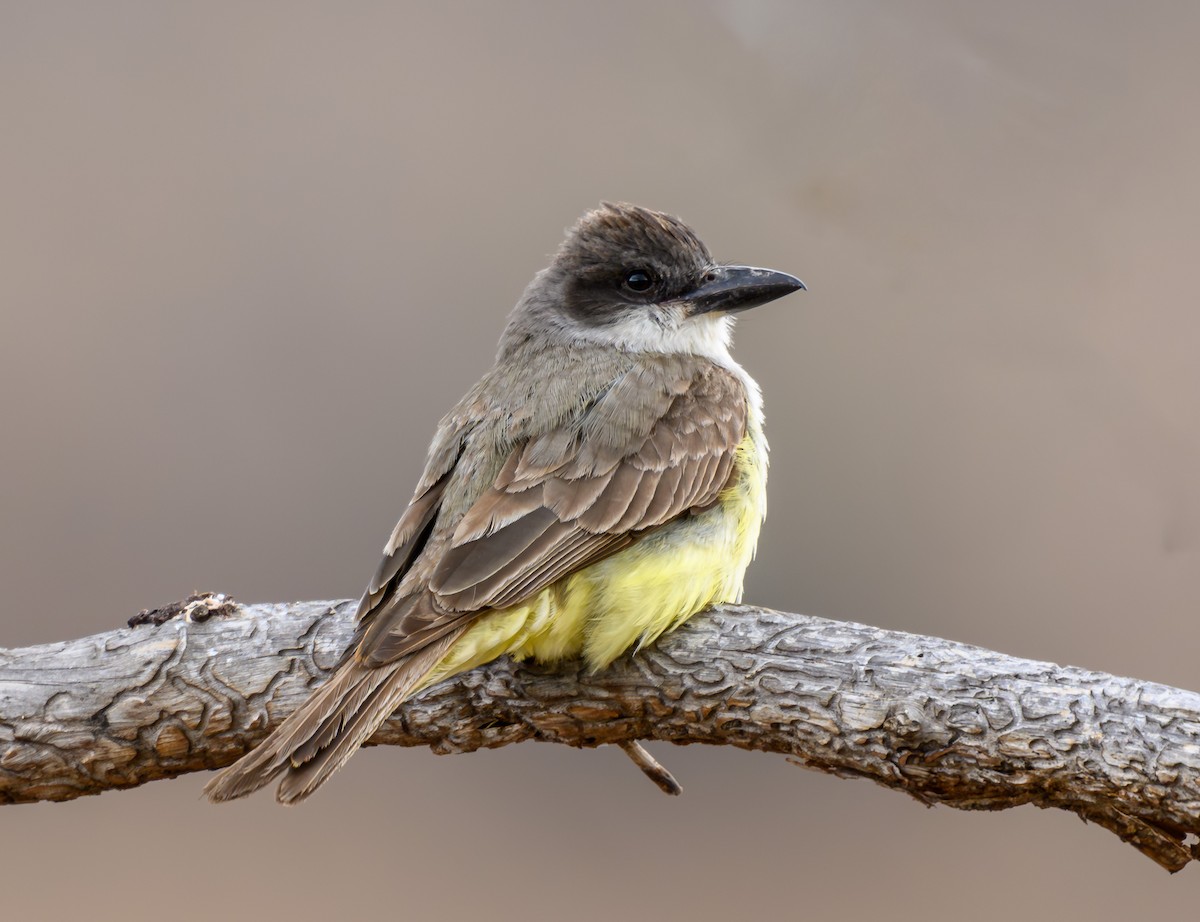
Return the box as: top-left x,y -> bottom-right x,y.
128,592 -> 240,628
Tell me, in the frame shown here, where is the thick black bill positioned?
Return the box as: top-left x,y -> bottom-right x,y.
685,265 -> 806,316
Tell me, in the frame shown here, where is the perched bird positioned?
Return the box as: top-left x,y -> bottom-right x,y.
205,202 -> 804,803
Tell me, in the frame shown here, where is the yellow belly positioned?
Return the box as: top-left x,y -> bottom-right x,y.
419,425 -> 767,688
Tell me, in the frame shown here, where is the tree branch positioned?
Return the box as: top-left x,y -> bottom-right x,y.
2,596 -> 1198,871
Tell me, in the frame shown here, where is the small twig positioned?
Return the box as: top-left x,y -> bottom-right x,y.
617,741 -> 682,795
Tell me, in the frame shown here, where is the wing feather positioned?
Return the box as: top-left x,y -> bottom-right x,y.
434,508 -> 562,595
611,464 -> 663,533
640,462 -> 686,527
357,591 -> 461,665
359,470 -> 452,616
543,468 -> 616,521
575,463 -> 646,532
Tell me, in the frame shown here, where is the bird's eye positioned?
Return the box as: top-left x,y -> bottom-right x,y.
623,269 -> 655,293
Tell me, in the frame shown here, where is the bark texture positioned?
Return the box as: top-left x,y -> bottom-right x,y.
2,596 -> 1198,871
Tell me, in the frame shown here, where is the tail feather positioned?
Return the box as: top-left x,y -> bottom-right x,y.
203,666 -> 381,802
277,671 -> 426,804
204,630 -> 461,804
288,668 -> 395,766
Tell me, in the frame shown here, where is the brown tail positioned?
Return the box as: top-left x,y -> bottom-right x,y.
204,631 -> 460,804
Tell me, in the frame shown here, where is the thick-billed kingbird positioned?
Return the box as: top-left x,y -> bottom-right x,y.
205,202 -> 804,803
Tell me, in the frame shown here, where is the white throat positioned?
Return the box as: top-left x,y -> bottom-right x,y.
575,311 -> 764,424
579,311 -> 732,360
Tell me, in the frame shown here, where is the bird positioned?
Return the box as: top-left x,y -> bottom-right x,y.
204,202 -> 804,803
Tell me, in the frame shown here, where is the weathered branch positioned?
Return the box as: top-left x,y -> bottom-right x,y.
2,596 -> 1198,872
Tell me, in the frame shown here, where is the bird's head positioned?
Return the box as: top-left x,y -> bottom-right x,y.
507,202 -> 804,358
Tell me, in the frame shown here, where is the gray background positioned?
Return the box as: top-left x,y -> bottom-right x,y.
3,2 -> 1199,917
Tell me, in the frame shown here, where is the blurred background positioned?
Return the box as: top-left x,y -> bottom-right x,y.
3,1 -> 1198,916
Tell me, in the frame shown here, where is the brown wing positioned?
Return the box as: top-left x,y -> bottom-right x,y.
431,376 -> 745,609
354,361 -> 747,668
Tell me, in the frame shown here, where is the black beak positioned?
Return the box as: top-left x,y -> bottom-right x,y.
685,265 -> 806,317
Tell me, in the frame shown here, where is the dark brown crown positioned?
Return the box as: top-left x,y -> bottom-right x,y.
556,202 -> 712,278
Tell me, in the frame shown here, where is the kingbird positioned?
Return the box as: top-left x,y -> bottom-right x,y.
205,202 -> 804,803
